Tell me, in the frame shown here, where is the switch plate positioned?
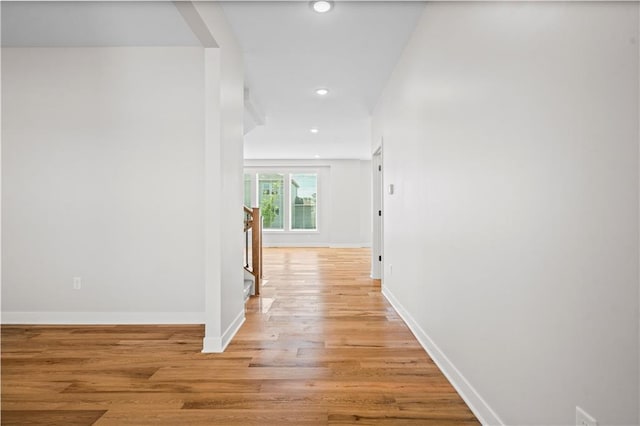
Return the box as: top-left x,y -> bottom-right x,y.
73,277 -> 82,290
576,407 -> 597,426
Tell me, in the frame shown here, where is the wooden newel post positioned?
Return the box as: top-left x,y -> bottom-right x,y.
251,207 -> 261,295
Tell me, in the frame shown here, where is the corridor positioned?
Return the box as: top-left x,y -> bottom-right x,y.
1,248 -> 478,425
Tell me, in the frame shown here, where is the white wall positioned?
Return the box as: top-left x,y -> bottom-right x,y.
374,2 -> 639,425
191,1 -> 246,352
244,159 -> 371,248
2,47 -> 206,322
2,2 -> 246,352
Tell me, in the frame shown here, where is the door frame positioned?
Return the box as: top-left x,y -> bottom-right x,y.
371,144 -> 383,280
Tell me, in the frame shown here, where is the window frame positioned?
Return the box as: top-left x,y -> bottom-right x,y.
257,172 -> 286,231
244,169 -> 320,234
289,173 -> 318,232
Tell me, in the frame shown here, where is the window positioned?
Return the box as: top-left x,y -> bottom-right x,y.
290,174 -> 317,230
243,174 -> 252,207
258,173 -> 284,230
245,170 -> 319,232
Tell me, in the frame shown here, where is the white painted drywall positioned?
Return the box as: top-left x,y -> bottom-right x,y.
359,158 -> 372,247
329,159 -> 371,246
374,2 -> 639,425
1,2 -> 202,47
2,47 -> 206,320
184,1 -> 245,352
244,159 -> 371,247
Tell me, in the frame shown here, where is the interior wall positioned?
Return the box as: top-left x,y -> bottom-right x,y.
359,157 -> 373,246
374,2 -> 639,425
329,159 -> 371,246
244,159 -> 371,247
187,0 -> 246,351
2,47 -> 206,322
214,11 -> 245,346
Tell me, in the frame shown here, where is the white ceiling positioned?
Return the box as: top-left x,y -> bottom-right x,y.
222,1 -> 425,160
1,1 -> 201,46
1,1 -> 425,160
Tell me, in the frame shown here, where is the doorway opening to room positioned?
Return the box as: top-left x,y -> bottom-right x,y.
242,168 -> 322,300
372,146 -> 383,280
241,161 -> 375,300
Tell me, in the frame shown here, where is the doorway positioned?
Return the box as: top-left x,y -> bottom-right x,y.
372,145 -> 383,279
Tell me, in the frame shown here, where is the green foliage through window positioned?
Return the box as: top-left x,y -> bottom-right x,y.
246,172 -> 318,231
258,174 -> 284,229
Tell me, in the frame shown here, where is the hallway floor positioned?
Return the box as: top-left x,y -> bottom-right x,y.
1,248 -> 478,425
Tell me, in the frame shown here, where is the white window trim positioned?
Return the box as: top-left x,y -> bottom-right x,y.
245,168 -> 320,232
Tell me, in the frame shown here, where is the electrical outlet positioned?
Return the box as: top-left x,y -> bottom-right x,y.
576,407 -> 597,426
73,277 -> 82,290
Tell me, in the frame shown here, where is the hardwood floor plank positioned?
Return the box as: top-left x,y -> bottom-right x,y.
93,409 -> 328,425
150,366 -> 332,381
181,391 -> 397,410
1,410 -> 107,426
2,247 -> 478,425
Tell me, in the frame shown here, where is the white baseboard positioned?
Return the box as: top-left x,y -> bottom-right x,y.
1,311 -> 205,325
202,309 -> 245,353
262,242 -> 371,248
329,242 -> 371,248
382,286 -> 504,426
263,242 -> 328,248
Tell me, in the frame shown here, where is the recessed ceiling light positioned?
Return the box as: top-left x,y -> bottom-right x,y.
315,88 -> 329,96
314,155 -> 320,158
310,128 -> 319,134
311,1 -> 333,13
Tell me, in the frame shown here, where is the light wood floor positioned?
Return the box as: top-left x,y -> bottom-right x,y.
1,247 -> 479,425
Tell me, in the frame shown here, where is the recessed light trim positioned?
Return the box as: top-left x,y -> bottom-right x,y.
314,154 -> 320,158
310,1 -> 333,13
315,88 -> 329,96
310,128 -> 319,134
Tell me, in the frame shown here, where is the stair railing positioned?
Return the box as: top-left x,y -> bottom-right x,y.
243,206 -> 262,295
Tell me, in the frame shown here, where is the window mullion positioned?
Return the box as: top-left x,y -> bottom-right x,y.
285,173 -> 291,231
